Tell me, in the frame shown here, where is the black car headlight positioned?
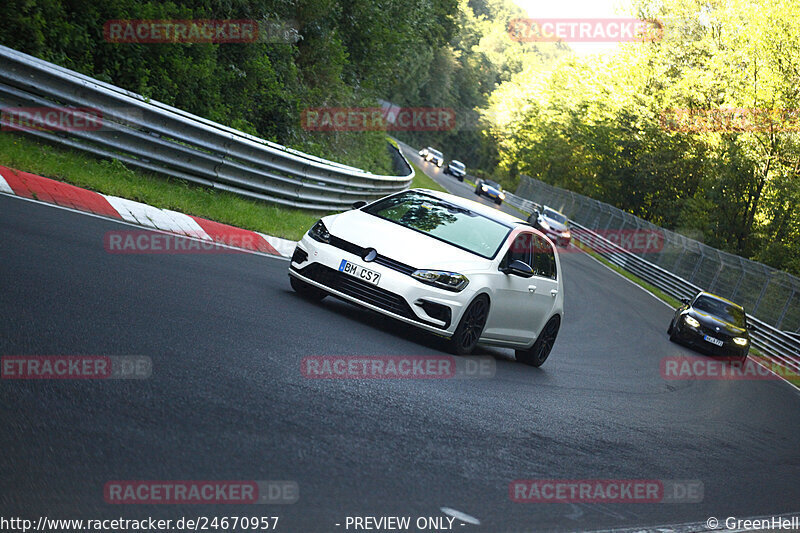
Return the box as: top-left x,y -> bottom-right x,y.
308,220 -> 330,243
411,270 -> 469,292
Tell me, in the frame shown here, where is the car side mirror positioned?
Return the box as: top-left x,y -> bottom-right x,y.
502,260 -> 534,278
352,200 -> 367,209
747,323 -> 755,331
680,297 -> 690,305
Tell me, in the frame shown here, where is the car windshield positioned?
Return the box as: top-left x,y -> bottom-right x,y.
451,161 -> 464,170
485,180 -> 501,189
543,209 -> 567,223
693,296 -> 747,327
364,191 -> 511,258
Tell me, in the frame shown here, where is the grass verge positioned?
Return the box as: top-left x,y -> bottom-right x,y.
0,131 -> 335,241
408,160 -> 447,192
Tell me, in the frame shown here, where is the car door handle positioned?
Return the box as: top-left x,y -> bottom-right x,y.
550,289 -> 558,297
528,285 -> 537,293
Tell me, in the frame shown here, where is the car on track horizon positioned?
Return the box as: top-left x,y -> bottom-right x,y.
474,178 -> 505,205
443,159 -> 466,180
418,147 -> 444,167
528,206 -> 572,247
288,189 -> 564,365
668,291 -> 753,361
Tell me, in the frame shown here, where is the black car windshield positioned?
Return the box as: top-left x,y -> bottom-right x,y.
693,296 -> 746,327
451,161 -> 465,170
364,191 -> 511,258
543,209 -> 567,224
485,180 -> 501,189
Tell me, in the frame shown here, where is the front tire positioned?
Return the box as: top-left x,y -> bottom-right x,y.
290,275 -> 327,301
495,199 -> 502,205
447,295 -> 489,355
516,315 -> 560,367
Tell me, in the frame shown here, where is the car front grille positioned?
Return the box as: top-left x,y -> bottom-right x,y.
327,235 -> 416,276
295,263 -> 417,320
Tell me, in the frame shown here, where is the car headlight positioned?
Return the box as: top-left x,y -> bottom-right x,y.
308,220 -> 330,243
499,192 -> 506,199
733,337 -> 748,346
562,230 -> 571,238
684,315 -> 700,328
411,270 -> 469,292
538,219 -> 551,231
481,185 -> 488,191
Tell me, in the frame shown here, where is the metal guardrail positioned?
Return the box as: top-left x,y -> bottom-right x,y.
504,191 -> 800,376
0,45 -> 413,211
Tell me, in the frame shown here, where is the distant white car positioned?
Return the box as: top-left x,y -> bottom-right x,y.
419,147 -> 444,167
288,189 -> 565,366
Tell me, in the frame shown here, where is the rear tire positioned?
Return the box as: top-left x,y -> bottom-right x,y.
290,275 -> 327,301
516,316 -> 560,367
447,295 -> 489,355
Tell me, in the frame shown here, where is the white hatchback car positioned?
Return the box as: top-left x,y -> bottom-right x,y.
288,189 -> 565,366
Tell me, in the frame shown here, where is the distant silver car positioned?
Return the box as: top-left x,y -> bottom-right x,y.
419,147 -> 444,167
444,160 -> 466,181
528,206 -> 571,247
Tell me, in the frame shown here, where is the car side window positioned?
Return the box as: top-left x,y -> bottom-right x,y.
505,232 -> 532,267
532,235 -> 557,280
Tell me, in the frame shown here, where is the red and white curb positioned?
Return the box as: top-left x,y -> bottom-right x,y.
0,165 -> 297,258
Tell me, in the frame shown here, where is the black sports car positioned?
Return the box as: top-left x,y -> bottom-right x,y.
668,292 -> 753,361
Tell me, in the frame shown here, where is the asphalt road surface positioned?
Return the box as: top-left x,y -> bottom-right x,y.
1,161 -> 799,532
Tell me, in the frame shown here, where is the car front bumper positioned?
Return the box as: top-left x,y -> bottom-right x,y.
672,321 -> 749,358
288,236 -> 477,336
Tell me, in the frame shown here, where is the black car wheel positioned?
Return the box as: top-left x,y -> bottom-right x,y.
447,295 -> 489,355
290,275 -> 327,301
495,199 -> 502,205
457,176 -> 463,182
516,315 -> 560,367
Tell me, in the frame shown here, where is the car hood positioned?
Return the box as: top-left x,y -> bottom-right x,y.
482,185 -> 502,194
323,210 -> 495,272
686,309 -> 747,336
542,217 -> 568,233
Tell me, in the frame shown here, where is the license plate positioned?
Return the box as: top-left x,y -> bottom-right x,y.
339,260 -> 381,285
703,335 -> 724,347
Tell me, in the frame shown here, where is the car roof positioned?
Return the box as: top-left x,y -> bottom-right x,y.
451,160 -> 464,165
412,188 -> 525,226
542,205 -> 565,216
694,291 -> 745,310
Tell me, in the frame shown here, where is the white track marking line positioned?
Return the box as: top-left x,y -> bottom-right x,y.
440,507 -> 480,526
0,192 -> 290,261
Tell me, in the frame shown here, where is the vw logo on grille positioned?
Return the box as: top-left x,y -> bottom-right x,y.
363,248 -> 378,262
